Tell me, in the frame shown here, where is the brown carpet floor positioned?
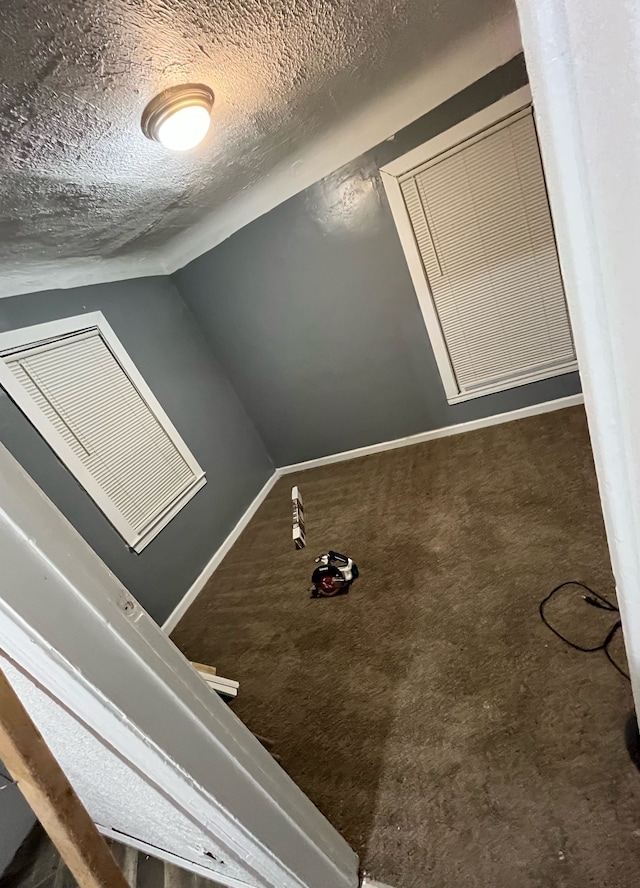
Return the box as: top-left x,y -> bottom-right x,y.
171,406 -> 640,887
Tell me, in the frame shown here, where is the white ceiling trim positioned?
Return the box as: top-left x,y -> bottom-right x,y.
0,254 -> 168,299
0,5 -> 521,298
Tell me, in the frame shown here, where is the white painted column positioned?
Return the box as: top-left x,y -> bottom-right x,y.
0,442 -> 358,888
514,0 -> 640,705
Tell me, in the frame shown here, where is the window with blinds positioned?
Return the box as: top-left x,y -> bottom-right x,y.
0,314 -> 206,552
382,92 -> 577,403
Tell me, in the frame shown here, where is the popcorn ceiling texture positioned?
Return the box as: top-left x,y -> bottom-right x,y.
0,0 -> 517,283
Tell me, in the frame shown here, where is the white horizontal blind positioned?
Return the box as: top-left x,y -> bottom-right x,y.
400,108 -> 575,395
4,330 -> 198,545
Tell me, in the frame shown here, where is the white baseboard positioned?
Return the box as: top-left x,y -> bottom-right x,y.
278,393 -> 584,474
164,393 -> 583,631
161,470 -> 280,634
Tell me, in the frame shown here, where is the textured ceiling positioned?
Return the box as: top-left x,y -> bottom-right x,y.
0,0 -> 520,294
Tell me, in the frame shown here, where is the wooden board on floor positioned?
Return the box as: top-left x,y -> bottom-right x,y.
192,662 -> 238,698
190,661 -> 216,676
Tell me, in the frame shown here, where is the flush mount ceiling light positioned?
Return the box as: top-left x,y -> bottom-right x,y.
142,83 -> 214,151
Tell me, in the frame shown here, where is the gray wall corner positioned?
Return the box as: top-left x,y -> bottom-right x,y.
0,276 -> 273,623
175,54 -> 581,466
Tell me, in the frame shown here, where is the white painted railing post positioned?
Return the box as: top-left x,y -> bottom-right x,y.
514,0 -> 640,707
0,442 -> 359,888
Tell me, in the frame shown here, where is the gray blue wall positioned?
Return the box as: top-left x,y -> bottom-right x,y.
0,276 -> 273,624
175,55 -> 581,466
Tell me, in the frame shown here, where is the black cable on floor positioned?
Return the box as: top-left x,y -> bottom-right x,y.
539,581 -> 630,680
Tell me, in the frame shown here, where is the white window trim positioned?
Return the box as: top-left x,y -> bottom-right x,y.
0,312 -> 206,553
380,85 -> 578,404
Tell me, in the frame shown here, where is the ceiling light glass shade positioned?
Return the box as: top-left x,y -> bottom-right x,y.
142,84 -> 214,151
156,104 -> 211,151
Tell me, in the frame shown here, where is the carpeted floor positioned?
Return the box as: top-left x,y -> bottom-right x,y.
171,406 -> 640,888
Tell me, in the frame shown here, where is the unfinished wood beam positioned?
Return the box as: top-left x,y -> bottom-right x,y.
189,661 -> 216,676
0,663 -> 130,888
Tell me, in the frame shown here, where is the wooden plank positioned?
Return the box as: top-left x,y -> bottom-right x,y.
201,678 -> 238,699
0,664 -> 130,888
192,663 -> 239,698
190,662 -> 216,676
202,675 -> 238,689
